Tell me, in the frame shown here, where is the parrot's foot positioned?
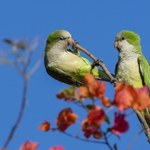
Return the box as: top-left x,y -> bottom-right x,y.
72,40 -> 79,49
91,59 -> 103,68
110,78 -> 117,86
74,40 -> 79,45
75,80 -> 83,87
72,40 -> 80,55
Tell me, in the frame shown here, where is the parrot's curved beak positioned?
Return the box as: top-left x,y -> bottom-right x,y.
66,37 -> 75,46
114,41 -> 118,49
114,41 -> 120,51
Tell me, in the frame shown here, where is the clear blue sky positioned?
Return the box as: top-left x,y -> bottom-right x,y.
0,0 -> 150,149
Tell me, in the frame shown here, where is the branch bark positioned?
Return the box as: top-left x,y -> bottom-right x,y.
1,39 -> 41,150
74,44 -> 115,82
2,76 -> 28,150
133,109 -> 150,143
74,43 -> 150,143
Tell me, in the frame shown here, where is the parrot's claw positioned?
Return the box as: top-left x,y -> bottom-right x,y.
110,78 -> 117,86
72,40 -> 79,49
75,81 -> 83,86
71,40 -> 80,56
74,40 -> 79,45
111,78 -> 117,82
91,59 -> 103,68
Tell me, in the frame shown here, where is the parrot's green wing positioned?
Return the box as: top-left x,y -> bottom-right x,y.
138,56 -> 150,129
138,55 -> 150,89
45,66 -> 83,86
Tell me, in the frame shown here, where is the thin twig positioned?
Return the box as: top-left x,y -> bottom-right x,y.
62,131 -> 106,144
23,49 -> 33,73
1,39 -> 41,149
103,132 -> 114,150
13,63 -> 24,76
2,76 -> 28,150
74,101 -> 90,112
133,109 -> 150,142
75,44 -> 115,82
28,54 -> 43,78
62,130 -> 116,150
125,129 -> 143,150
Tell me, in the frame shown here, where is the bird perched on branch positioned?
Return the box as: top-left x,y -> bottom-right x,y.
44,30 -> 109,86
114,30 -> 150,89
114,30 -> 150,139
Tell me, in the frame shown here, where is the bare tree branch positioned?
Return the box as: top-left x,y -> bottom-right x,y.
103,132 -> 114,150
125,129 -> 143,150
133,109 -> 150,143
75,43 -> 115,82
2,76 -> 28,150
62,131 -> 115,150
62,131 -> 106,144
28,54 -> 43,78
1,38 -> 41,150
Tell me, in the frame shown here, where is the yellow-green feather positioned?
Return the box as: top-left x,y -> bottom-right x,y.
118,30 -> 142,53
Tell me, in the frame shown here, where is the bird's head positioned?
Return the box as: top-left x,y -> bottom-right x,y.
114,30 -> 142,54
46,30 -> 75,49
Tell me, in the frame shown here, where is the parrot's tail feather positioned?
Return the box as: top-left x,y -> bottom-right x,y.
95,76 -> 112,82
75,81 -> 83,87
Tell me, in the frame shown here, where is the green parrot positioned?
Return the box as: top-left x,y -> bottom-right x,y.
114,30 -> 150,138
114,30 -> 150,89
44,30 -> 109,86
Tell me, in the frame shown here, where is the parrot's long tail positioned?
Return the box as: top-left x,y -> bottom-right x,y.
97,69 -> 115,83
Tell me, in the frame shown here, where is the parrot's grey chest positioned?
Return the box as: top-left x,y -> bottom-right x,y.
116,53 -> 142,87
46,48 -> 66,67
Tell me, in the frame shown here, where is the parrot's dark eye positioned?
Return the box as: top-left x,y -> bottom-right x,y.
59,36 -> 66,40
121,36 -> 125,40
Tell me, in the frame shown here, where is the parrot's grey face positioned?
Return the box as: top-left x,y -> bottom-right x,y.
114,34 -> 126,51
114,31 -> 141,54
114,32 -> 135,53
48,30 -> 75,47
